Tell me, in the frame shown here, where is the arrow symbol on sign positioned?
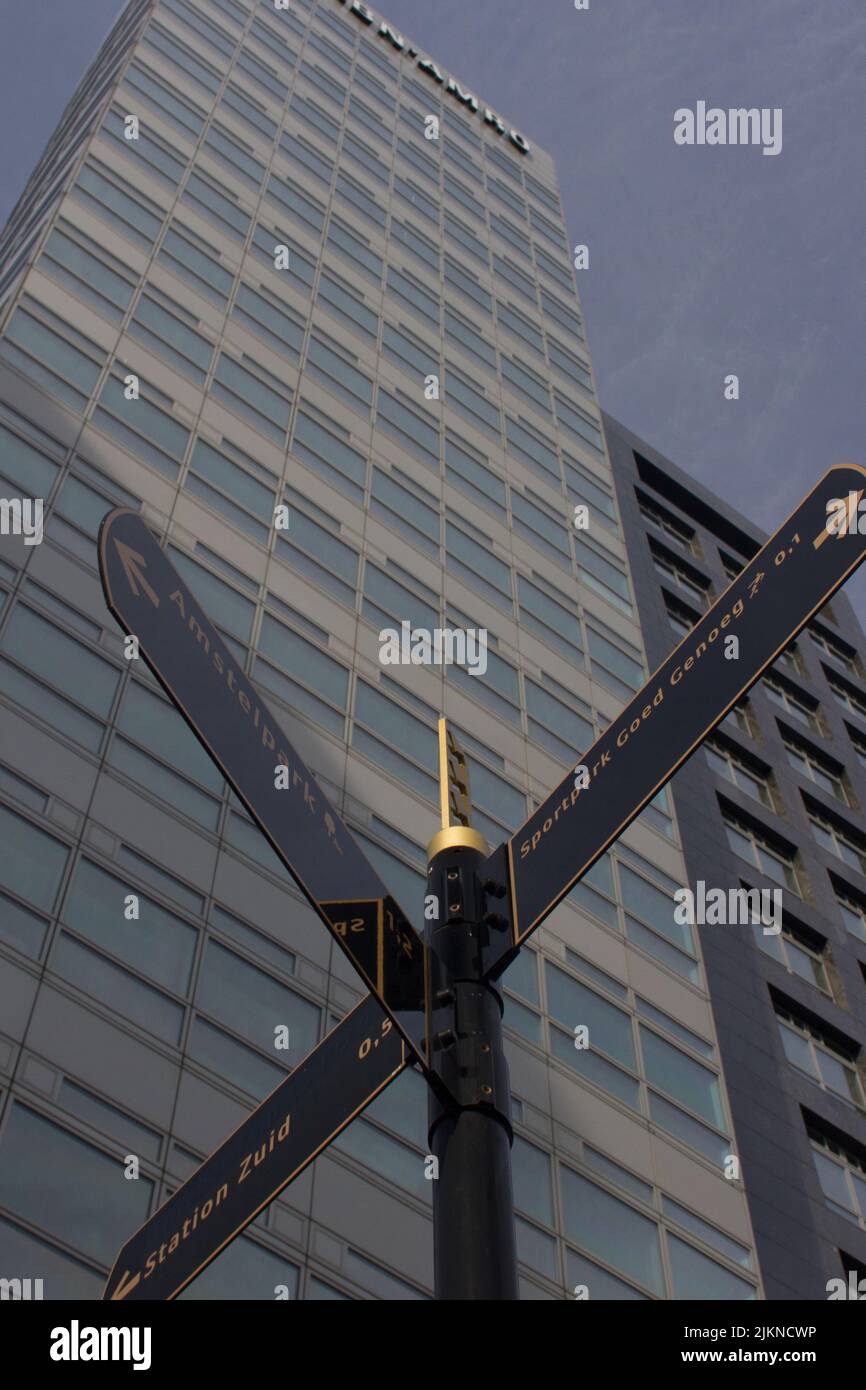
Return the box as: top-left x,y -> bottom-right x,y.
114,540 -> 160,608
110,1268 -> 141,1301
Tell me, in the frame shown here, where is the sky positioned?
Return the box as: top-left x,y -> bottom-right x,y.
1,0 -> 864,608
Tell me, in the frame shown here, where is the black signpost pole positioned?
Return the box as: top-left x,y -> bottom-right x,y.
425,827 -> 519,1301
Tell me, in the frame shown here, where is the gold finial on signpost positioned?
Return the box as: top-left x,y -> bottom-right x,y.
427,718 -> 488,859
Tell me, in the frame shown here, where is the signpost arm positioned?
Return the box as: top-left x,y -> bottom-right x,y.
425,724 -> 519,1300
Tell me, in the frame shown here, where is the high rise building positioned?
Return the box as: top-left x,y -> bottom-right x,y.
606,412 -> 866,1300
0,0 -> 764,1300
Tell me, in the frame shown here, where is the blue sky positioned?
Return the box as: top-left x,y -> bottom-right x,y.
2,0 -> 864,605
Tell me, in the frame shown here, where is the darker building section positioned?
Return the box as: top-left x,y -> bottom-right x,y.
606,413 -> 866,1300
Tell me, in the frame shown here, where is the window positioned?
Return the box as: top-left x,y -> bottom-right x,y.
288,93 -> 339,146
335,169 -> 386,227
376,388 -> 440,470
221,82 -> 278,141
575,535 -> 633,615
266,171 -> 326,233
182,169 -> 251,242
560,1167 -> 664,1296
762,676 -> 821,733
445,366 -> 501,441
250,222 -> 315,294
362,563 -> 437,636
70,159 -> 164,250
299,60 -> 344,106
231,282 -> 305,361
112,680 -> 224,830
0,299 -> 104,414
235,48 -> 290,100
826,668 -> 866,721
641,1026 -> 725,1135
0,803 -> 69,916
565,457 -> 619,532
704,738 -> 774,807
554,392 -> 604,455
317,269 -> 378,343
548,337 -> 594,394
637,492 -> 695,553
159,221 -> 236,305
541,287 -> 583,339
446,519 -> 512,612
651,541 -> 710,608
447,635 -> 521,727
327,215 -> 382,282
809,623 -> 860,675
212,351 -> 292,444
291,397 -> 366,500
204,122 -> 267,189
773,642 -> 803,680
587,624 -> 644,700
756,914 -> 832,995
501,354 -> 551,413
386,264 -> 439,326
620,865 -> 698,984
808,806 -> 866,876
62,857 -> 198,995
846,724 -> 866,770
393,174 -> 439,224
256,612 -> 349,737
142,19 -> 222,92
128,286 -> 214,385
100,104 -> 187,186
370,465 -> 439,556
511,489 -> 572,569
497,301 -> 545,355
723,809 -> 800,891
124,61 -> 207,138
506,415 -> 559,484
443,255 -> 491,314
196,940 -> 320,1063
185,436 -> 276,543
518,573 -> 583,666
93,372 -> 190,480
390,217 -> 439,272
306,334 -> 373,416
834,882 -> 866,945
0,603 -> 120,749
444,306 -> 496,373
445,432 -> 506,519
525,677 -> 592,765
0,1105 -> 152,1267
783,734 -> 848,803
445,212 -> 488,267
809,1125 -> 866,1229
546,961 -> 639,1109
277,493 -> 358,609
775,1001 -> 864,1109
38,221 -> 135,321
352,682 -> 437,803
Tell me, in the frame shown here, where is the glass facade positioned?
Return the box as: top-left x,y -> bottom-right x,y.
0,0 -> 758,1299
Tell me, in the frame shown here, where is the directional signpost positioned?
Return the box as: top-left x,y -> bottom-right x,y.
99,463 -> 866,1300
106,997 -> 404,1301
99,510 -> 430,1076
481,463 -> 866,976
